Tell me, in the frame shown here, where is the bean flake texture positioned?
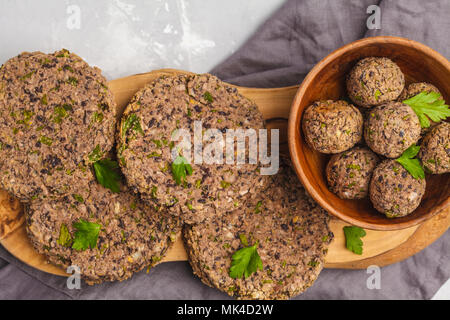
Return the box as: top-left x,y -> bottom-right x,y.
26,173 -> 180,285
183,160 -> 333,300
0,49 -> 117,201
117,74 -> 267,224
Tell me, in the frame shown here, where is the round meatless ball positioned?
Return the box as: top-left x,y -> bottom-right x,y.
26,177 -> 180,285
398,82 -> 442,101
364,102 -> 421,158
117,74 -> 267,225
0,50 -> 116,201
302,100 -> 363,154
398,82 -> 443,135
326,147 -> 379,199
369,160 -> 426,218
347,57 -> 405,108
183,161 -> 333,300
419,122 -> 450,174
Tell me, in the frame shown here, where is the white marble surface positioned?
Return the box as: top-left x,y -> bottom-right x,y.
0,0 -> 284,80
433,278 -> 450,300
0,0 -> 448,300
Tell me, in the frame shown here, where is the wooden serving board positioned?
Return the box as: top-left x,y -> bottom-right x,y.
0,69 -> 448,277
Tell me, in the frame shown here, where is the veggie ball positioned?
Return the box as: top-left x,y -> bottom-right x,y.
347,57 -> 405,108
326,147 -> 379,199
398,82 -> 442,101
369,159 -> 426,218
364,102 -> 421,158
419,122 -> 450,174
399,82 -> 443,134
302,100 -> 363,154
0,50 -> 117,201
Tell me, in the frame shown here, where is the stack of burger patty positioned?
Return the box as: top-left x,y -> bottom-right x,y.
119,73 -> 334,299
0,51 -> 333,298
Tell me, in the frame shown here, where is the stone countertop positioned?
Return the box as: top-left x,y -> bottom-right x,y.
0,0 -> 284,80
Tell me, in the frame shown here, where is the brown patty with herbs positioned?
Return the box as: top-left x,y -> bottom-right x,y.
117,73 -> 267,224
183,161 -> 333,300
0,50 -> 116,201
26,176 -> 180,285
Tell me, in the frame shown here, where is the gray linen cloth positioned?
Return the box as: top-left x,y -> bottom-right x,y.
0,0 -> 449,299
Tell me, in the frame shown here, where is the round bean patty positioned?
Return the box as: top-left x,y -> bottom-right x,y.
183,161 -> 333,300
0,50 -> 116,201
26,177 -> 180,285
117,74 -> 267,224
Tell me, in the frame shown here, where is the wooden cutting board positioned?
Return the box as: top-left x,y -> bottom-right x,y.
0,69 -> 448,277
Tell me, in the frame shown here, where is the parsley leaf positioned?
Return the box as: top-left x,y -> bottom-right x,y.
203,91 -> 214,103
67,77 -> 78,86
121,114 -> 144,138
72,194 -> 84,203
395,144 -> 425,179
39,135 -> 53,146
93,159 -> 122,193
57,224 -> 73,247
88,145 -> 103,163
171,155 -> 193,185
239,234 -> 249,247
72,219 -> 102,251
374,89 -> 381,101
343,226 -> 366,255
403,92 -> 450,128
229,242 -> 263,279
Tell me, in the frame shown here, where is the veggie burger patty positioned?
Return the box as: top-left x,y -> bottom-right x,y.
118,73 -> 267,224
0,50 -> 116,201
183,160 -> 333,300
26,173 -> 180,285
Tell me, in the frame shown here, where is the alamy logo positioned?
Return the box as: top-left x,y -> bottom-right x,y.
171,121 -> 280,175
66,265 -> 81,289
366,265 -> 381,290
66,5 -> 81,30
366,5 -> 381,30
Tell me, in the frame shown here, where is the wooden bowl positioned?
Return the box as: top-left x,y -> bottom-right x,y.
288,36 -> 450,231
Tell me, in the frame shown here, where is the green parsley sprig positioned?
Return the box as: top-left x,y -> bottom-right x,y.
229,239 -> 263,279
93,159 -> 122,193
171,155 -> 193,185
403,92 -> 450,128
343,226 -> 366,255
56,220 -> 102,251
71,219 -> 102,251
395,144 -> 425,179
57,224 -> 73,247
88,145 -> 104,163
121,113 -> 144,138
203,91 -> 214,103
